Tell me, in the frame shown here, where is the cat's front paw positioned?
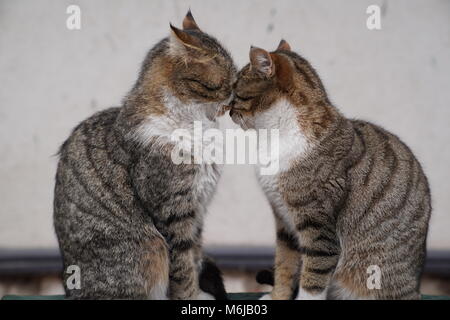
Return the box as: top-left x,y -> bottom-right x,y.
196,290 -> 216,300
259,293 -> 272,300
296,288 -> 327,300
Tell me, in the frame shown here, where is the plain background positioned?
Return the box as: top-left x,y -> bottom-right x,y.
0,0 -> 449,250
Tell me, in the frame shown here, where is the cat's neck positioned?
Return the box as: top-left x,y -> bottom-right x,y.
124,88 -> 220,148
160,88 -> 219,125
254,97 -> 341,172
253,98 -> 311,172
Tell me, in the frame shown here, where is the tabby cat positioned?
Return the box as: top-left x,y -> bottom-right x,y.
54,11 -> 235,299
229,40 -> 431,300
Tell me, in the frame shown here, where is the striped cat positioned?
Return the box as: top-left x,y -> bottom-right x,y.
53,11 -> 235,299
229,40 -> 431,300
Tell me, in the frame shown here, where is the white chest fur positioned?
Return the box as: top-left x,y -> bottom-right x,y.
132,90 -> 221,148
132,90 -> 224,207
254,98 -> 310,231
254,98 -> 310,173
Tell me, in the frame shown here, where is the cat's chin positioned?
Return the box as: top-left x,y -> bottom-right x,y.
230,112 -> 251,130
204,103 -> 224,122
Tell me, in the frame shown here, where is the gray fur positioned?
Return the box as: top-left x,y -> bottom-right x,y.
231,45 -> 431,300
54,14 -> 235,299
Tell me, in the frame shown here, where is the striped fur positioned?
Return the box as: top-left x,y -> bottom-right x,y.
53,11 -> 235,299
230,41 -> 431,300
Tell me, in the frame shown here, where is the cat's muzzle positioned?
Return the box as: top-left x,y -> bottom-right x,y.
229,108 -> 249,130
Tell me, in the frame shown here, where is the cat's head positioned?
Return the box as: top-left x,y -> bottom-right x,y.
129,10 -> 236,110
228,40 -> 332,137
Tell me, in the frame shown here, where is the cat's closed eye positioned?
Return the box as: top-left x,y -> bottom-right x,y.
235,93 -> 254,101
183,77 -> 222,91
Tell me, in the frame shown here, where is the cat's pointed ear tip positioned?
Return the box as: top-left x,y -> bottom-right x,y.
249,45 -> 261,52
250,46 -> 269,56
277,39 -> 291,51
183,8 -> 200,31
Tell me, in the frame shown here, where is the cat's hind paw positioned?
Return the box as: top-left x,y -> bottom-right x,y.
259,293 -> 272,300
196,291 -> 216,300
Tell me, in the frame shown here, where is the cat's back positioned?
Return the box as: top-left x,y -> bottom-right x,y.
57,107 -> 121,158
332,119 -> 431,299
348,119 -> 429,191
54,106 -> 140,234
343,119 -> 431,227
338,120 -> 431,251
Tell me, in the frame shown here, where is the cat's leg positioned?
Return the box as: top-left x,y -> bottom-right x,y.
268,216 -> 302,300
61,233 -> 170,300
191,227 -> 217,300
294,215 -> 340,300
165,222 -> 207,300
141,236 -> 170,299
168,246 -> 208,300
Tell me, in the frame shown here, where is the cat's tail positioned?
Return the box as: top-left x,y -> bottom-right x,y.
141,235 -> 170,299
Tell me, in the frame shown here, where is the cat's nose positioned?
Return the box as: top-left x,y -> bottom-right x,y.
229,109 -> 234,117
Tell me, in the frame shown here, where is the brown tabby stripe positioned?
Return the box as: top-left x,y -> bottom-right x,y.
297,91 -> 309,105
318,117 -> 345,147
306,266 -> 336,275
315,233 -> 339,245
62,156 -> 131,226
83,129 -> 134,219
172,188 -> 193,197
371,164 -> 413,229
302,285 -> 325,292
349,126 -> 367,168
286,195 -> 316,208
299,246 -> 338,257
194,225 -> 203,240
392,163 -> 414,212
291,60 -> 316,89
277,230 -> 301,251
169,274 -> 184,283
169,239 -> 196,252
61,185 -> 127,228
162,210 -> 196,225
296,217 -> 327,232
128,172 -> 152,218
359,139 -> 398,214
104,127 -> 129,168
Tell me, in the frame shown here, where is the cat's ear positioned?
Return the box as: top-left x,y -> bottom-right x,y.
249,46 -> 275,77
276,39 -> 291,51
169,23 -> 202,56
272,53 -> 294,91
182,9 -> 201,31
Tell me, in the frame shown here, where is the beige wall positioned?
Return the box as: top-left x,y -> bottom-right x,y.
0,0 -> 449,250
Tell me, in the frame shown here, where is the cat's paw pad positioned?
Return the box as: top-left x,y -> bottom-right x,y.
259,293 -> 272,300
196,291 -> 216,300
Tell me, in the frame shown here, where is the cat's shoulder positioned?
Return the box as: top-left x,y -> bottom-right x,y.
349,118 -> 412,152
57,107 -> 121,155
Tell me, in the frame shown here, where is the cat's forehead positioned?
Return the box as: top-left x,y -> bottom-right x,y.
188,30 -> 233,62
235,64 -> 270,92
